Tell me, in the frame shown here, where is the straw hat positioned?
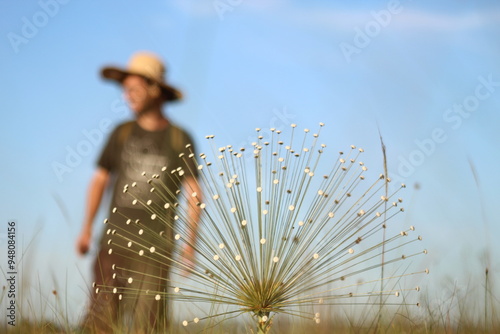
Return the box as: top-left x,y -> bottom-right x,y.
101,51 -> 182,101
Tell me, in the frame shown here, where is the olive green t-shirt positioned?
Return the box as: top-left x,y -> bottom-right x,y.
97,121 -> 198,257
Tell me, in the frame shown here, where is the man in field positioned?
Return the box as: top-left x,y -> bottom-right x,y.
76,51 -> 201,333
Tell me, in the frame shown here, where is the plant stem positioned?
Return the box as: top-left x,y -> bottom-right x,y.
485,267 -> 489,331
257,313 -> 271,334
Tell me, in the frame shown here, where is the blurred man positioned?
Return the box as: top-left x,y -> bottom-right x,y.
76,51 -> 201,333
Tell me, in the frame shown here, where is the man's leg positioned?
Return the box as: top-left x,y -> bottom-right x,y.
128,255 -> 170,333
81,248 -> 121,333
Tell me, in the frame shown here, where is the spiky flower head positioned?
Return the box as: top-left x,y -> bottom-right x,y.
96,123 -> 427,332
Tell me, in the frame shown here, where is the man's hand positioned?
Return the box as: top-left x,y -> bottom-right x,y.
180,244 -> 196,276
76,229 -> 92,255
77,168 -> 109,256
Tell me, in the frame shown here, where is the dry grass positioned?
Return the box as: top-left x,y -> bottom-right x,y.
2,124 -> 498,333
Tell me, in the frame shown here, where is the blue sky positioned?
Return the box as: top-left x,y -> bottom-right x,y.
1,0 -> 499,324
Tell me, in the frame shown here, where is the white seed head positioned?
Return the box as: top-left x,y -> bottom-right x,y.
174,287 -> 180,293
150,247 -> 155,253
128,277 -> 133,284
235,255 -> 242,261
313,253 -> 319,259
219,243 -> 225,249
273,256 -> 279,263
348,248 -> 354,254
155,294 -> 161,301
213,255 -> 219,261
260,238 -> 266,244
241,220 -> 247,226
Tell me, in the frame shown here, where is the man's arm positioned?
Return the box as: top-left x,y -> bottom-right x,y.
76,167 -> 110,255
180,175 -> 202,266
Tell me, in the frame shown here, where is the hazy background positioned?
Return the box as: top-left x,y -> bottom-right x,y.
1,0 -> 499,325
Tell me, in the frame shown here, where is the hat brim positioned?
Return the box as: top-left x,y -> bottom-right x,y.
101,67 -> 183,102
